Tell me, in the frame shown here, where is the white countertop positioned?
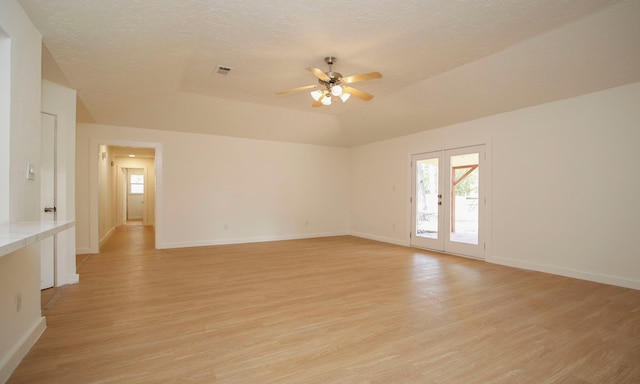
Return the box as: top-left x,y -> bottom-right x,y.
0,220 -> 75,258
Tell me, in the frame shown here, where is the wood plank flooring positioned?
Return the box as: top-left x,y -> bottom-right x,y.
9,226 -> 640,383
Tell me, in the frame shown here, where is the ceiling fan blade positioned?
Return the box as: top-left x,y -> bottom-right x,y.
342,72 -> 382,84
312,99 -> 323,107
307,67 -> 331,81
275,84 -> 317,95
343,86 -> 374,101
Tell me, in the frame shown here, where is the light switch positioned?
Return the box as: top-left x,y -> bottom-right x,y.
26,162 -> 36,180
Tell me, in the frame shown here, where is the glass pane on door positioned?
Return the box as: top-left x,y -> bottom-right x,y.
415,157 -> 439,239
449,152 -> 479,245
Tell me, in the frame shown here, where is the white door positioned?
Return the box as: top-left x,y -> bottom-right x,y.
40,113 -> 56,289
127,168 -> 145,220
411,145 -> 486,259
411,151 -> 443,251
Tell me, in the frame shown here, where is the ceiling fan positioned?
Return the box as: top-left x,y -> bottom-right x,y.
276,57 -> 382,107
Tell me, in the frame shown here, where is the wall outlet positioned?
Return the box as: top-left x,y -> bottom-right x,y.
223,224 -> 229,231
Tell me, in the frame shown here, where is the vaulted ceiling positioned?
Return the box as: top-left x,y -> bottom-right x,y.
19,0 -> 640,147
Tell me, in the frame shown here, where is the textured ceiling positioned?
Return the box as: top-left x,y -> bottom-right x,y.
18,0 -> 640,146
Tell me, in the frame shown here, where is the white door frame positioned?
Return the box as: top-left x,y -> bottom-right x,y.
443,145 -> 486,258
40,112 -> 57,289
41,80 -> 79,286
116,167 -> 127,226
410,150 -> 443,251
410,143 -> 491,259
88,138 -> 163,253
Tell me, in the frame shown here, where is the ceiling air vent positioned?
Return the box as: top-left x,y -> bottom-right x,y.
215,65 -> 232,75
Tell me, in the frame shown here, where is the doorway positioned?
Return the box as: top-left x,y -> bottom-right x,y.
110,148 -> 155,229
90,140 -> 161,253
411,144 -> 487,259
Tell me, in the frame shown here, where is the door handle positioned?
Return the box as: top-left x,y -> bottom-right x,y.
44,207 -> 56,213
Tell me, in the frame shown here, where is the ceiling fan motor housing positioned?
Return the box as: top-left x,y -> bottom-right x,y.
323,57 -> 342,85
320,72 -> 343,87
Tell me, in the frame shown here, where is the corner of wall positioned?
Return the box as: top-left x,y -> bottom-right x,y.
0,316 -> 46,383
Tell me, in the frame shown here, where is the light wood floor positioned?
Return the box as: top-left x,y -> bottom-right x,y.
9,227 -> 640,383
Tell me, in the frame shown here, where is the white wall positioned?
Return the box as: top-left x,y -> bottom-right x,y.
5,4 -> 41,222
97,144 -> 113,243
0,28 -> 10,222
0,1 -> 45,382
0,246 -> 44,383
350,82 -> 640,290
76,124 -> 350,252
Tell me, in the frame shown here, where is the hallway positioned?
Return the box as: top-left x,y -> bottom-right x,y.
99,221 -> 155,253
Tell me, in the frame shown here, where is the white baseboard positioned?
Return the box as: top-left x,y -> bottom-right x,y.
157,231 -> 350,250
487,256 -> 640,290
58,273 -> 80,286
75,247 -> 91,255
348,233 -> 639,290
0,317 -> 46,384
98,226 -> 116,247
349,232 -> 410,247
85,228 -> 640,291
349,233 -> 639,290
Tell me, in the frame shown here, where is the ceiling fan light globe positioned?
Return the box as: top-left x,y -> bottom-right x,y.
340,93 -> 351,102
331,85 -> 343,96
321,94 -> 332,106
310,90 -> 323,101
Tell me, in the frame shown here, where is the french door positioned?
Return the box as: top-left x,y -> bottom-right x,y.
411,145 -> 486,258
